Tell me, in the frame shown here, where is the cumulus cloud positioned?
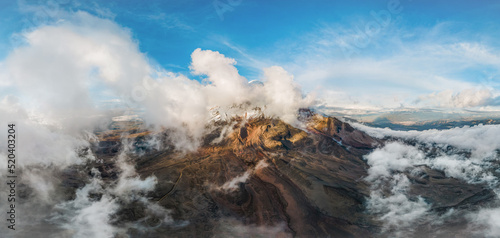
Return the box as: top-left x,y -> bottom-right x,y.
220,171 -> 251,192
364,143 -> 432,235
2,11 -> 150,132
47,148 -> 162,237
353,122 -> 500,158
364,142 -> 473,235
138,50 -> 314,150
0,93 -> 159,236
218,160 -> 269,192
364,141 -> 496,185
1,9 -> 314,153
189,48 -> 248,106
0,95 -> 96,178
265,20 -> 500,112
367,174 -> 430,235
0,94 -> 100,235
472,206 -> 500,238
113,151 -> 158,196
7,7 -> 500,238
359,123 -> 500,236
0,10 -> 316,237
214,218 -> 291,238
51,171 -> 120,238
415,88 -> 495,108
260,66 -> 315,122
364,142 -> 424,181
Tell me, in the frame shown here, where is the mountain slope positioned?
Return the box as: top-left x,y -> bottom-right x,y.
51,110 -> 496,237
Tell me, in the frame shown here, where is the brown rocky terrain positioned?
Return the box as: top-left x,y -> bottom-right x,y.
50,110 -> 497,237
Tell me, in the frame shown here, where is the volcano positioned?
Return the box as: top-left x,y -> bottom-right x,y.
39,109 -> 494,238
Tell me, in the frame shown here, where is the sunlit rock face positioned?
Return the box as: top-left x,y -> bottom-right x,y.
118,112 -> 377,237
38,109 -> 494,237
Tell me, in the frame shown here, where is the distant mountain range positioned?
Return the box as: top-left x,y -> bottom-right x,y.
42,108 -> 495,237
362,117 -> 500,131
318,105 -> 500,130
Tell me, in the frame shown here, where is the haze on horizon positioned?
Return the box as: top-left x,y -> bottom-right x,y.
1,1 -> 500,238
0,0 -> 499,123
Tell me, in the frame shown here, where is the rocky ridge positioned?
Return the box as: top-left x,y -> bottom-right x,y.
52,109 -> 497,237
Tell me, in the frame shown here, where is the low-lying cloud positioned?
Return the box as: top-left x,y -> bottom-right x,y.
0,10 -> 313,237
1,11 -> 314,151
2,8 -> 500,238
216,160 -> 269,192
353,122 -> 500,158
356,122 -> 500,236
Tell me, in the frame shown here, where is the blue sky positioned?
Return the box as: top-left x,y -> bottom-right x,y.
1,0 -> 500,118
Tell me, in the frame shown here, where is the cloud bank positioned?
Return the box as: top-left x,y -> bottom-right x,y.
0,10 -> 313,237
1,7 -> 499,238
356,123 -> 500,236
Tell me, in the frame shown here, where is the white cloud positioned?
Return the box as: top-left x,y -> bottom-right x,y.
250,22 -> 500,112
472,206 -> 500,238
0,95 -> 95,172
416,88 -> 494,108
48,147 -> 164,237
113,151 -> 158,196
217,160 -> 269,192
364,142 -> 424,181
0,11 -> 317,237
214,218 -> 291,237
220,171 -> 251,192
364,140 -> 496,185
139,50 -> 314,150
1,11 -> 151,131
0,10 -> 314,151
53,175 -> 120,238
4,8 -> 500,238
354,123 -> 500,158
360,123 -> 500,236
367,174 -> 430,234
